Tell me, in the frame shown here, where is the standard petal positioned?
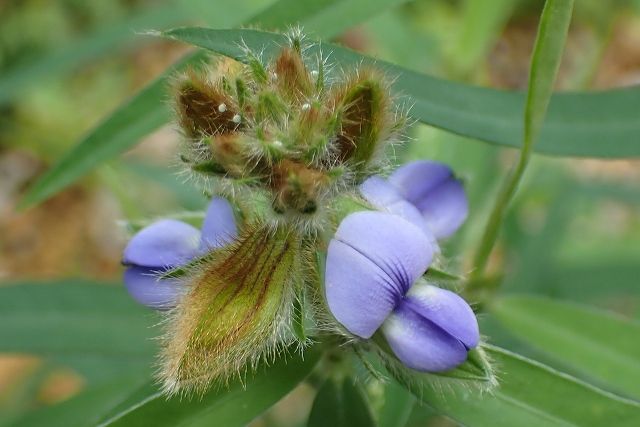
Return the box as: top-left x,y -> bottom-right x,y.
200,197 -> 238,251
123,266 -> 184,310
325,212 -> 434,338
325,240 -> 402,338
123,219 -> 201,268
389,161 -> 468,239
404,282 -> 479,349
382,301 -> 468,372
333,212 -> 434,293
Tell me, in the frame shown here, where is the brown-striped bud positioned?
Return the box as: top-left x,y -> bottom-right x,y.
271,159 -> 327,214
331,70 -> 392,172
160,224 -> 301,394
175,71 -> 240,138
274,47 -> 313,100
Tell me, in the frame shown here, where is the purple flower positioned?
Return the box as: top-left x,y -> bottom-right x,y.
325,211 -> 479,372
360,160 -> 468,240
122,197 -> 237,310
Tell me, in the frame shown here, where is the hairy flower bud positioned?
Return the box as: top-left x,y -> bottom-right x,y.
160,224 -> 302,394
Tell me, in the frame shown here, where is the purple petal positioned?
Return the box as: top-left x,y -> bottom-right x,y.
325,212 -> 434,338
385,200 -> 439,251
414,179 -> 468,239
404,282 -> 479,349
389,161 -> 468,239
360,177 -> 438,248
200,197 -> 238,251
123,267 -> 184,310
360,176 -> 403,207
123,219 -> 200,268
389,161 -> 453,205
382,301 -> 468,372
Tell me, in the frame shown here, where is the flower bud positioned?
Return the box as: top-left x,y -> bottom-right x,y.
174,72 -> 239,138
331,70 -> 393,172
274,47 -> 313,100
271,159 -> 327,214
160,224 -> 302,394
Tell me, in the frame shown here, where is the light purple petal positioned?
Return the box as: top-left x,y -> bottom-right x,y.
382,301 -> 468,372
385,200 -> 439,251
123,267 -> 184,310
389,160 -> 453,205
414,179 -> 468,239
325,212 -> 434,338
325,240 -> 400,338
200,197 -> 238,251
360,176 -> 403,207
389,161 -> 468,239
404,282 -> 479,349
123,219 -> 200,268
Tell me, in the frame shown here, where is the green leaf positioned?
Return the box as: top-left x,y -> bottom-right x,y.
0,282 -> 157,359
18,64 -> 179,210
19,0 -> 409,209
491,295 -> 640,400
97,347 -> 322,427
377,381 -> 415,427
409,346 -> 640,427
308,379 -> 375,427
161,27 -> 640,160
524,0 -> 574,149
0,0 -> 272,105
12,376 -> 149,427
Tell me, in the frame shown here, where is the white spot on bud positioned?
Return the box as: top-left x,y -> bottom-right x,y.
232,114 -> 241,124
310,70 -> 319,77
273,140 -> 284,149
301,103 -> 311,111
218,103 -> 227,113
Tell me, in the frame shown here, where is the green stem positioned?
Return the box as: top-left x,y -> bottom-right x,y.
469,147 -> 531,282
468,0 -> 574,289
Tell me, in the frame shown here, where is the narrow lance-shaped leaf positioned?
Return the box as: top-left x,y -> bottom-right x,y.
402,346 -> 640,427
97,347 -> 322,427
0,282 -> 158,359
491,295 -> 640,400
307,379 -> 376,427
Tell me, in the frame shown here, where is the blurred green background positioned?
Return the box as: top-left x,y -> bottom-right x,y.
1,0 -> 639,426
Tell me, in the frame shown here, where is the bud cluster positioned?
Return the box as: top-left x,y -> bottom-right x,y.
175,31 -> 406,229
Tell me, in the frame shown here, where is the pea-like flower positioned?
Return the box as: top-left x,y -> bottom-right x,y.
325,211 -> 479,372
122,197 -> 237,310
360,160 -> 468,240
